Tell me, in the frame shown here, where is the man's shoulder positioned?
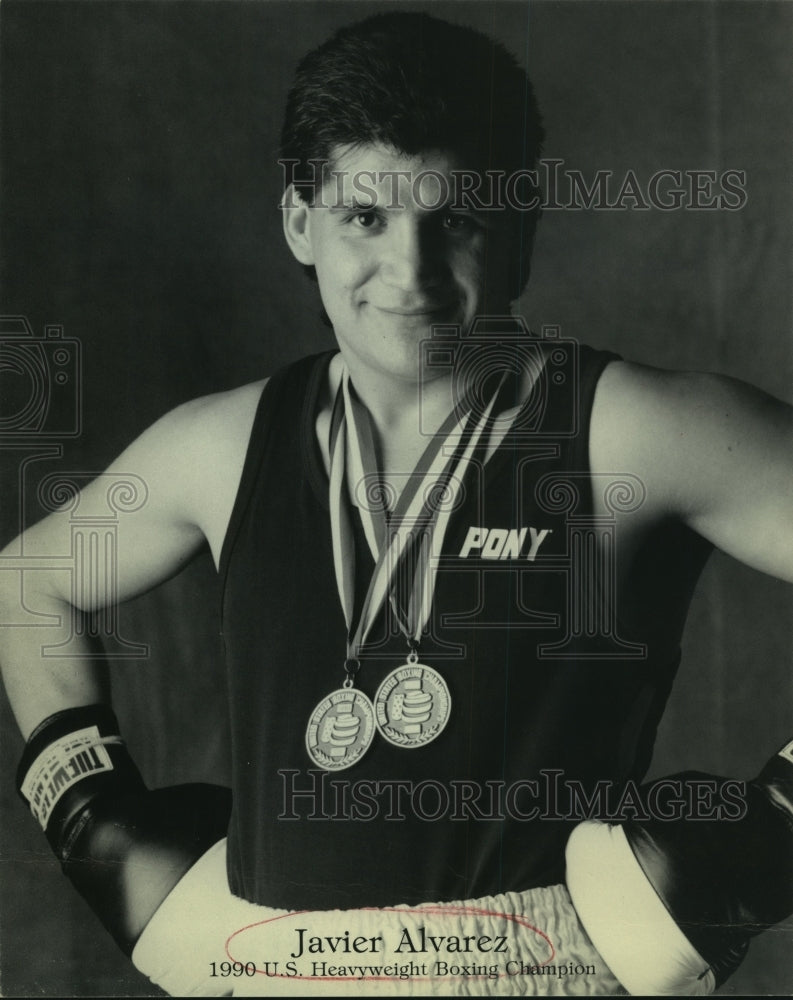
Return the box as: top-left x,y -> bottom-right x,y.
159,377 -> 270,488
167,378 -> 269,438
171,351 -> 332,440
109,378 -> 269,483
123,378 -> 270,563
593,359 -> 775,444
595,357 -> 736,408
591,358 -> 791,522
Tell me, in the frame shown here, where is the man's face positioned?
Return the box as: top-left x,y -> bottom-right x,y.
284,142 -> 514,385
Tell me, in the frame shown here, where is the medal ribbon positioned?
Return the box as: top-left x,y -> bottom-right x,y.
328,365 -> 512,664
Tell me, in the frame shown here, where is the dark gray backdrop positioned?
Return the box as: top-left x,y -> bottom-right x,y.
1,1 -> 791,995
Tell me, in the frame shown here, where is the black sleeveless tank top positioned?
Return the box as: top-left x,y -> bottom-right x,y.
219,345 -> 681,909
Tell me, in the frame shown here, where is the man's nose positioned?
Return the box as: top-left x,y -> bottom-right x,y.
380,219 -> 444,292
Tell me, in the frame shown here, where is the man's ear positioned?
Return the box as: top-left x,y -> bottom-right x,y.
281,184 -> 315,265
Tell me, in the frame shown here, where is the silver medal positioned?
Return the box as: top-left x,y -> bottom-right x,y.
374,658 -> 451,749
305,688 -> 376,771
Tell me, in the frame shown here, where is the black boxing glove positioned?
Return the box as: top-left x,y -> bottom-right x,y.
565,739 -> 793,995
17,704 -> 232,956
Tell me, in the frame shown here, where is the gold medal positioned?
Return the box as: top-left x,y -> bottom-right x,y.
374,655 -> 451,749
305,688 -> 376,771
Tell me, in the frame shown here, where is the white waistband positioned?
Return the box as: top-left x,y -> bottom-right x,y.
134,839 -> 622,997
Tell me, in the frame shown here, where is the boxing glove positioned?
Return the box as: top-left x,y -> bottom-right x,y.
16,703 -> 232,956
566,739 -> 793,995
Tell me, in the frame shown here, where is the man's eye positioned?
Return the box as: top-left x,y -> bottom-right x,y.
351,210 -> 381,229
442,212 -> 476,232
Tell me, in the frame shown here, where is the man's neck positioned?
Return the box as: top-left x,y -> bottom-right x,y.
338,353 -> 455,446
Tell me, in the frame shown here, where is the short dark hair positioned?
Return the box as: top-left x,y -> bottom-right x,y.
280,11 -> 545,299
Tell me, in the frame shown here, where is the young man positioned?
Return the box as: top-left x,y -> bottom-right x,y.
2,10 -> 792,997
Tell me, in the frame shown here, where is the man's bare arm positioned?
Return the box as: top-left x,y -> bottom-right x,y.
590,361 -> 793,583
0,380 -> 264,737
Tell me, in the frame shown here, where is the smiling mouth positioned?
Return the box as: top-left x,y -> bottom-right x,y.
375,304 -> 455,317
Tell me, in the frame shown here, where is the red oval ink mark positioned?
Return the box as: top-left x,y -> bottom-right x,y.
226,904 -> 555,983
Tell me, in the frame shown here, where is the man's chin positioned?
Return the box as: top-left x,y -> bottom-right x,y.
334,341 -> 437,387
332,309 -> 472,383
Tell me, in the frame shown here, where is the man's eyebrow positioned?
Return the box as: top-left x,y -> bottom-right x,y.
328,196 -> 379,212
441,204 -> 487,214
